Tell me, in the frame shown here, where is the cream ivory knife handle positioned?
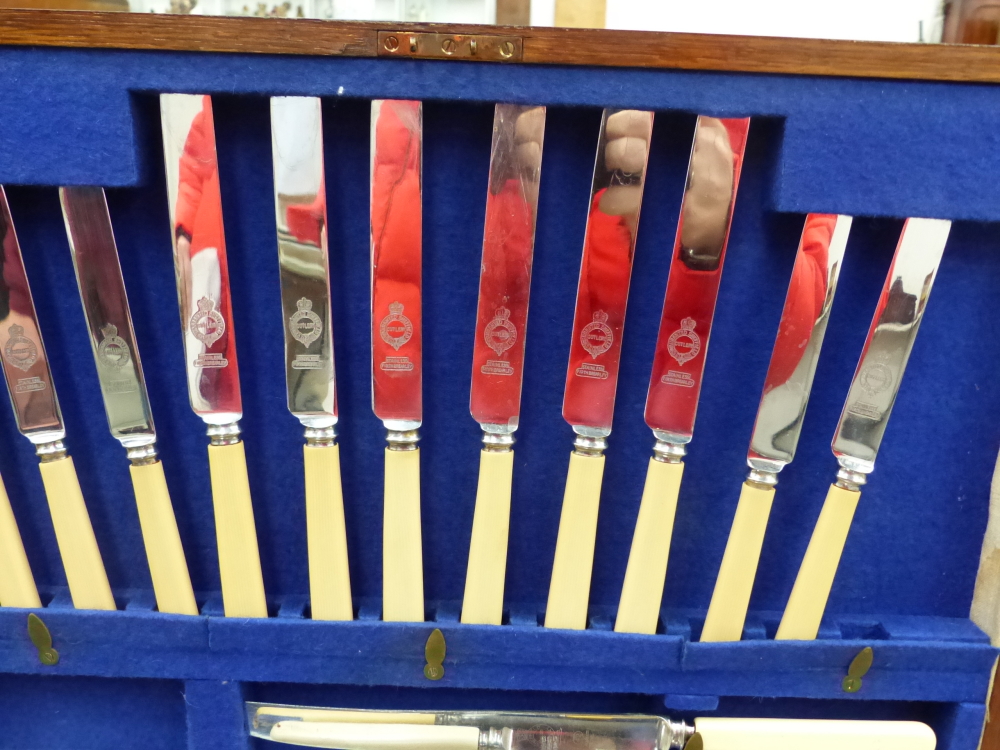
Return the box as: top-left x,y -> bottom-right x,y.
700,481 -> 775,642
270,721 -> 480,750
461,448 -> 514,625
207,441 -> 267,618
776,483 -> 861,640
614,458 -> 684,634
0,474 -> 41,608
545,451 -> 606,630
383,447 -> 424,622
304,443 -> 353,621
38,456 -> 115,610
129,460 -> 198,615
694,718 -> 936,750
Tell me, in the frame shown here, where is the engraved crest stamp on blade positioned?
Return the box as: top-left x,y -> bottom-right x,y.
98,324 -> 131,369
484,306 -> 516,357
289,297 -> 322,348
380,301 -> 413,351
667,317 -> 701,366
189,297 -> 225,347
4,325 -> 37,372
580,310 -> 613,358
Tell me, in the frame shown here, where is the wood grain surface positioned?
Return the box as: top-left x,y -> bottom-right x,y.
1,9 -> 1000,83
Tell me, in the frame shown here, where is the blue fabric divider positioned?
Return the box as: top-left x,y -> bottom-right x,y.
0,41 -> 997,750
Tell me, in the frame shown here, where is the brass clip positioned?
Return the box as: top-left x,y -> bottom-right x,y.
424,628 -> 446,680
685,733 -> 704,750
842,646 -> 873,693
378,31 -> 523,62
27,613 -> 59,666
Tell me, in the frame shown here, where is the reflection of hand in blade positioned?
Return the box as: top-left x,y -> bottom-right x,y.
680,117 -> 736,271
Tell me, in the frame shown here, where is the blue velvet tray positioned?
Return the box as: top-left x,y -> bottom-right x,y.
0,23 -> 998,750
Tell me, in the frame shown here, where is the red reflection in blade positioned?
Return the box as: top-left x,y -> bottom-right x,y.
644,117 -> 749,437
172,95 -> 242,417
469,178 -> 536,426
371,100 -> 422,423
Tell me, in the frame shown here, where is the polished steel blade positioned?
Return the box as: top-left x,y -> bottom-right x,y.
832,217 -> 950,479
270,96 -> 336,432
370,99 -> 422,428
160,93 -> 242,427
562,108 -> 654,436
747,214 -> 851,477
470,103 -> 546,436
644,117 -> 750,447
0,186 -> 65,447
60,186 -> 156,454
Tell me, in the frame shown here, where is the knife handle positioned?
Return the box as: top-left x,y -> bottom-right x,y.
270,721 -> 481,750
383,447 -> 424,622
700,481 -> 776,642
129,460 -> 198,616
461,448 -> 514,625
545,451 -> 606,630
693,718 -> 936,750
614,458 -> 684,634
304,443 -> 353,621
776,483 -> 861,640
207,441 -> 268,618
38,455 -> 115,610
0,474 -> 41,608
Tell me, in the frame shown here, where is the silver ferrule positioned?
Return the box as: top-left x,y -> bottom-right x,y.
835,466 -> 868,491
480,727 -> 511,750
127,442 -> 159,466
573,433 -> 607,457
482,429 -> 515,452
662,720 -> 696,750
387,428 -> 420,451
305,425 -> 338,448
747,468 -> 778,488
207,421 -> 241,446
35,439 -> 68,463
653,437 -> 686,464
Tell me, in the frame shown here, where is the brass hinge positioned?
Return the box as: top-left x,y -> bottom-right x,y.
378,31 -> 522,62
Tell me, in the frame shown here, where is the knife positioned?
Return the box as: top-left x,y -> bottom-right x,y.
160,93 -> 267,618
270,96 -> 352,621
0,186 -> 115,611
370,99 -> 424,623
545,108 -> 654,630
461,103 -> 546,626
699,213 -> 851,642
776,217 -> 951,640
60,186 -> 198,616
614,117 -> 750,635
0,473 -> 41,608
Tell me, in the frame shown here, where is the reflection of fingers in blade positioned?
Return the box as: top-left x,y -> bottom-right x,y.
514,106 -> 546,145
605,137 -> 648,173
605,109 -> 652,140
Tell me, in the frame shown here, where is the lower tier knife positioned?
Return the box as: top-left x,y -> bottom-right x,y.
776,217 -> 951,640
700,213 -> 851,642
61,185 -> 198,616
0,186 -> 115,611
371,99 -> 424,622
462,103 -> 545,625
546,108 -> 654,630
270,95 -> 352,621
161,93 -> 267,618
0,469 -> 41,608
615,117 -> 750,635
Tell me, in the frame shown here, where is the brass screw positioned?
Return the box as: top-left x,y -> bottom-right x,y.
499,40 -> 516,58
470,38 -> 478,55
383,35 -> 399,52
441,38 -> 458,55
409,35 -> 418,52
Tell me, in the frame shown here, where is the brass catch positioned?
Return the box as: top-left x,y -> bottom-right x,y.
424,628 -> 446,680
27,613 -> 59,666
842,645 -> 873,693
379,31 -> 522,62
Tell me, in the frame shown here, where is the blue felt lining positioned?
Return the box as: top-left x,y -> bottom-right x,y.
0,42 -> 997,750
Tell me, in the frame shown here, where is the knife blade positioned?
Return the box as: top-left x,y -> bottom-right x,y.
60,185 -> 198,616
0,186 -> 114,611
370,99 -> 424,622
461,103 -> 546,625
545,108 -> 654,630
615,117 -> 750,635
270,95 -> 352,622
699,213 -> 851,642
160,93 -> 267,618
776,217 -> 951,640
